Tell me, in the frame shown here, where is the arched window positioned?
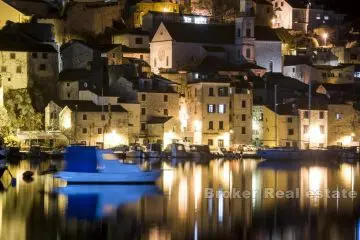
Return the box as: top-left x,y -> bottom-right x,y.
237,28 -> 241,37
246,28 -> 251,37
246,48 -> 251,59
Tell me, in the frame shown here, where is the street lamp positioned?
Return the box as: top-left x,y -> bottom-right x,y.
271,18 -> 276,28
322,33 -> 328,47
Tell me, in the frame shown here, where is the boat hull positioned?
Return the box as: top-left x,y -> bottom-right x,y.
54,171 -> 161,184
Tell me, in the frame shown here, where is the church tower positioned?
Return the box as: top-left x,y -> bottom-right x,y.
235,0 -> 255,63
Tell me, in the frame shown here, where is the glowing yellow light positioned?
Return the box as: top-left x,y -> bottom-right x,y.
306,126 -> 324,144
340,164 -> 353,186
162,165 -> 175,195
164,131 -> 176,148
342,135 -> 352,146
178,177 -> 188,219
193,120 -> 202,144
104,130 -> 124,148
63,114 -> 71,129
163,7 -> 169,12
309,167 -> 326,193
179,103 -> 189,132
193,166 -> 202,211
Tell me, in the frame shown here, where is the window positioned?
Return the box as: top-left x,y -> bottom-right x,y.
67,93 -> 70,98
237,28 -> 241,37
42,53 -> 48,59
39,64 -> 46,71
219,121 -> 224,130
242,100 -> 246,108
101,114 -> 106,121
287,117 -> 293,123
324,16 -> 329,20
135,37 -> 143,44
292,67 -> 295,73
288,129 -> 294,135
319,111 -> 324,119
16,66 -> 22,73
209,87 -> 214,96
336,113 -> 343,120
319,143 -> 324,148
10,53 -> 15,59
281,1 -> 284,6
209,121 -> 213,130
350,54 -> 357,60
208,139 -> 213,146
269,61 -> 273,72
303,125 -> 309,134
246,28 -> 251,37
32,53 -> 38,59
82,114 -> 87,120
98,128 -> 102,134
166,56 -> 169,66
1,66 -> 6,72
218,87 -> 228,97
246,48 -> 251,59
141,108 -> 146,115
275,2 -> 278,7
218,104 -> 226,114
218,139 -> 224,148
82,128 -> 87,134
316,14 -> 321,20
208,104 -> 216,113
320,125 -> 325,134
242,114 -> 246,121
303,111 -> 309,119
164,109 -> 168,116
241,127 -> 246,134
67,82 -> 70,87
141,94 -> 146,101
141,123 -> 146,131
286,142 -> 291,147
140,54 -> 144,60
164,95 -> 168,102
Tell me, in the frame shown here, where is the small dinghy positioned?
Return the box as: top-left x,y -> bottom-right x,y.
54,146 -> 161,184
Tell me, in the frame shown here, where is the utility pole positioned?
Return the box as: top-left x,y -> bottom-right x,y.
308,82 -> 312,149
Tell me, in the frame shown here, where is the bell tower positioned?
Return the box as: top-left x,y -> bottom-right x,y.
235,0 -> 255,63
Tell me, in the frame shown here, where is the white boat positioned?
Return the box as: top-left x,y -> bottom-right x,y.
164,143 -> 189,158
189,145 -> 212,162
56,185 -> 160,219
146,143 -> 163,158
54,146 -> 161,184
126,144 -> 145,159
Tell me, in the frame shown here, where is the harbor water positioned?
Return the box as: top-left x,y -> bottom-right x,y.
1,158 -> 360,239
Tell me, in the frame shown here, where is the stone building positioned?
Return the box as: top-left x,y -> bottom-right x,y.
47,100 -> 130,148
0,0 -> 31,28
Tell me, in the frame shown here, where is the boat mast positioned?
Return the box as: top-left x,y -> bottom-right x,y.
274,84 -> 278,146
308,82 -> 311,149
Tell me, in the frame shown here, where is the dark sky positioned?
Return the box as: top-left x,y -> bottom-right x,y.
315,0 -> 357,19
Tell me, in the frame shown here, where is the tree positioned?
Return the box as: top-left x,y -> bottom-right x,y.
4,89 -> 43,132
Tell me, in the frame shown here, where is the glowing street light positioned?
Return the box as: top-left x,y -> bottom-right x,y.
322,32 -> 328,47
271,18 -> 276,28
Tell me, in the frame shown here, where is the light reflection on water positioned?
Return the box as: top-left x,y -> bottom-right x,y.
0,158 -> 360,239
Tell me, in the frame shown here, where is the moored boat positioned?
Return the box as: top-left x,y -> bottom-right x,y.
54,146 -> 161,184
189,145 -> 212,162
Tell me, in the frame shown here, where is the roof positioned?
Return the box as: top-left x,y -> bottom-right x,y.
286,0 -> 306,8
90,44 -> 121,53
181,56 -> 265,73
147,116 -> 173,124
0,32 -> 57,52
58,69 -> 92,82
254,26 -> 281,41
314,64 -> 354,70
253,0 -> 272,5
55,100 -> 127,113
161,22 -> 234,44
318,83 -> 355,92
267,103 -> 299,116
122,46 -> 150,53
284,55 -> 312,66
203,46 -> 225,52
113,28 -> 149,36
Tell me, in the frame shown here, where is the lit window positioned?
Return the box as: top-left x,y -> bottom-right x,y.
316,14 -> 321,20
218,104 -> 226,114
194,73 -> 199,79
184,16 -> 192,23
303,125 -> 309,134
336,113 -> 343,120
324,16 -> 329,20
208,104 -> 216,113
209,121 -> 213,130
241,127 -> 246,134
194,16 -> 206,24
218,139 -> 224,147
319,111 -> 324,119
320,125 -> 325,134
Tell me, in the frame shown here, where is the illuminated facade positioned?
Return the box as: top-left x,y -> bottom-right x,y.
328,103 -> 359,147
299,108 -> 328,149
0,0 -> 31,29
133,1 -> 179,28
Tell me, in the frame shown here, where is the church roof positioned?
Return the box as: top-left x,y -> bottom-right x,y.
162,22 -> 234,44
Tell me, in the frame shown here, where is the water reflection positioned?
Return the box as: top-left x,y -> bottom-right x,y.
0,159 -> 360,239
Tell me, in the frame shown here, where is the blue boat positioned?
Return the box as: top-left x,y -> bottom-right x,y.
56,185 -> 161,219
54,146 -> 161,184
